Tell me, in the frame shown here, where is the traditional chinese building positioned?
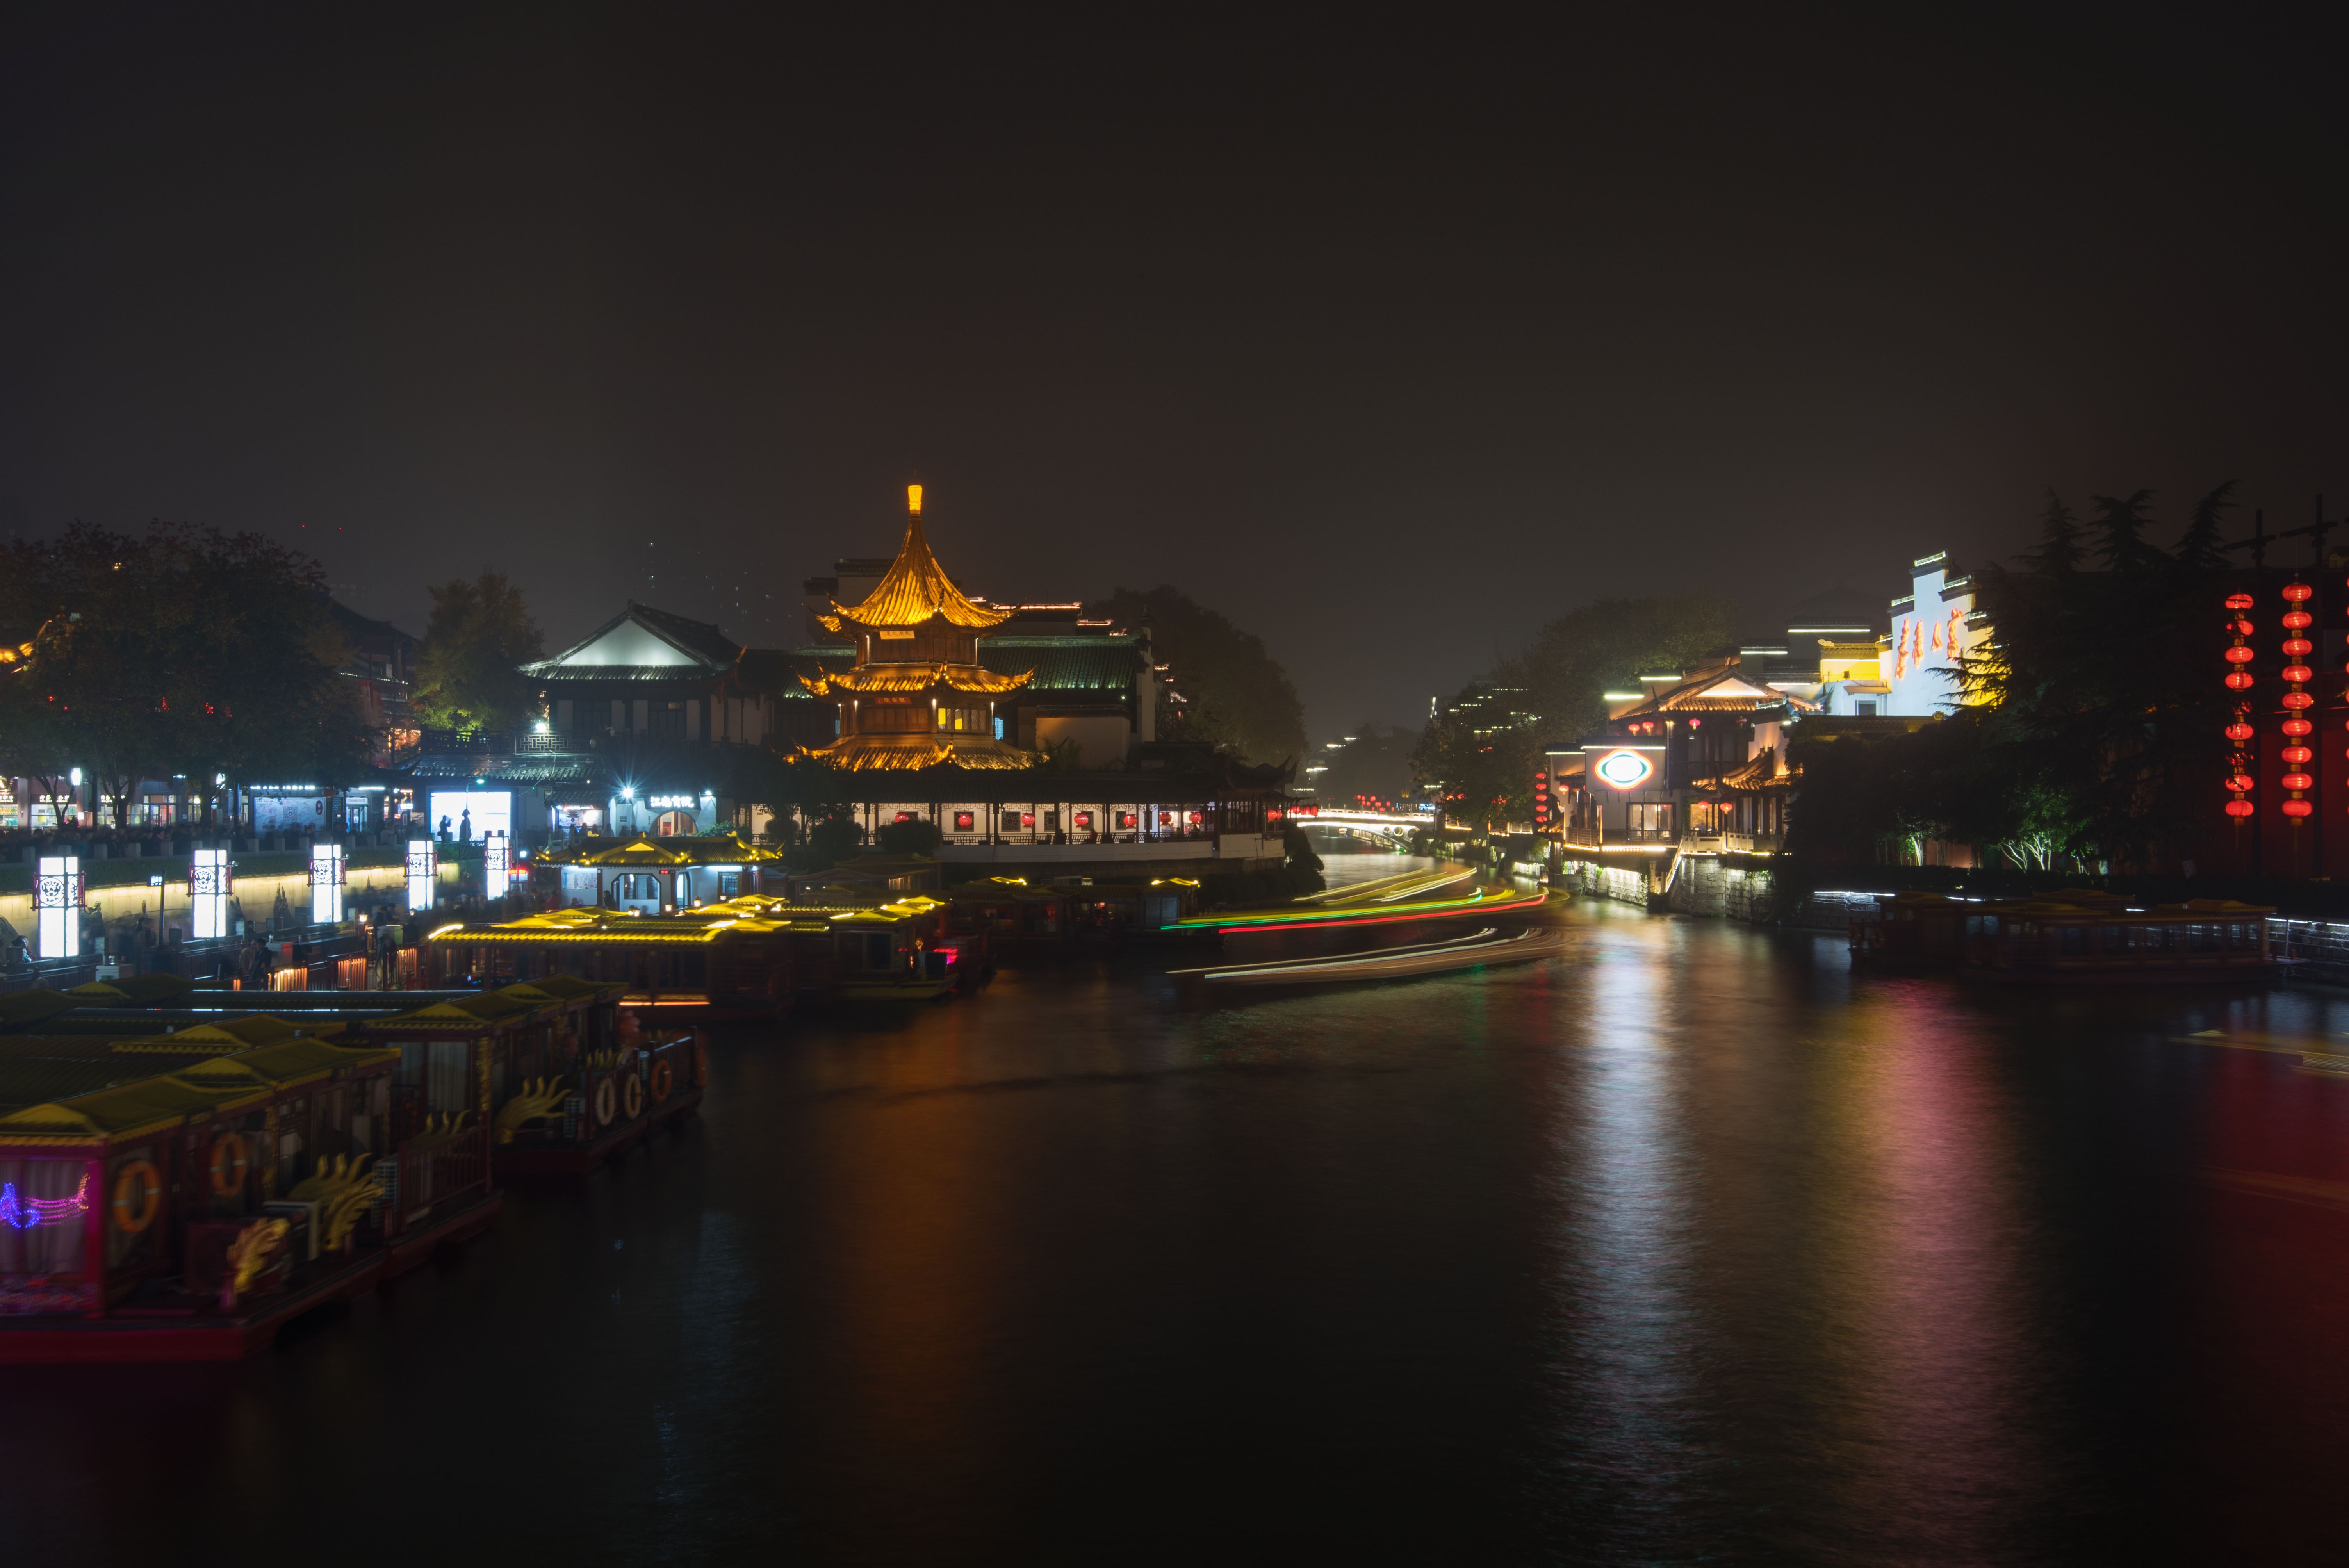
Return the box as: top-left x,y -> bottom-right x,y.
797,485 -> 1039,770
1550,653 -> 1806,908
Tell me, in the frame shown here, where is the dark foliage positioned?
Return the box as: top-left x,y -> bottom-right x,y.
0,521 -> 373,825
875,818 -> 943,855
1088,586 -> 1305,766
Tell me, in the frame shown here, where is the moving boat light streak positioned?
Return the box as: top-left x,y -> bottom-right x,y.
1173,884 -> 1547,935
1173,928 -> 1502,981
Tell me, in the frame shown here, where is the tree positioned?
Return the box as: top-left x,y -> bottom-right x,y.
1511,594 -> 1736,747
0,520 -> 372,827
2024,489 -> 2084,574
2171,480 -> 2237,572
1087,587 -> 1306,765
1411,686 -> 1544,834
1964,485 -> 2236,864
2089,489 -> 2160,574
413,572 -> 544,731
875,817 -> 941,855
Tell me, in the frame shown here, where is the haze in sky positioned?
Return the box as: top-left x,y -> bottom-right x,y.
4,4 -> 2345,738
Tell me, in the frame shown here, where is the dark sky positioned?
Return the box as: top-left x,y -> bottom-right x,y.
5,4 -> 2347,740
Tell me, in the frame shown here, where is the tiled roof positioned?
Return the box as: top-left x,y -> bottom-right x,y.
524,602 -> 740,678
631,604 -> 740,664
979,637 -> 1140,692
802,732 -> 1035,770
533,664 -> 724,683
405,755 -> 606,784
738,646 -> 852,694
807,663 -> 1033,696
825,513 -> 1014,632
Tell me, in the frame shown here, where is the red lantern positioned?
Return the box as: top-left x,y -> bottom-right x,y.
2283,584 -> 2314,823
2285,718 -> 2315,737
2227,594 -> 2256,822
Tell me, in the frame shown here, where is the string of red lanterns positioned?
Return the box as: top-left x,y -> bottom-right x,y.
2224,591 -> 2255,820
2281,581 -> 2316,820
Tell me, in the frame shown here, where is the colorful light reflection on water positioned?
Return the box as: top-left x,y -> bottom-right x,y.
4,867 -> 2349,1560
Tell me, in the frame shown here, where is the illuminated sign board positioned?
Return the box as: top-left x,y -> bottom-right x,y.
310,843 -> 346,924
1594,749 -> 1654,789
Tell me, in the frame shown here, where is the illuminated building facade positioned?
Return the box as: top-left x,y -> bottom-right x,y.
797,489 -> 1159,769
1551,656 -> 1804,854
798,486 -> 1037,770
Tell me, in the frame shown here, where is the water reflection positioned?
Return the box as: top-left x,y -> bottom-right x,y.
5,864 -> 2349,1561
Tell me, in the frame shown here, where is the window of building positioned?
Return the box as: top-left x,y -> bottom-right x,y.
1855,700 -> 1877,716
1627,803 -> 1674,838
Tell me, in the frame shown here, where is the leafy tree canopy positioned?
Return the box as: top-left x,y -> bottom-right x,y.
1411,593 -> 1733,831
0,521 -> 372,823
1087,586 -> 1306,766
413,572 -> 544,731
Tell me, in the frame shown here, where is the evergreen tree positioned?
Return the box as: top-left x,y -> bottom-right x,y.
2171,479 -> 2238,571
2025,488 -> 2084,574
2089,489 -> 2159,573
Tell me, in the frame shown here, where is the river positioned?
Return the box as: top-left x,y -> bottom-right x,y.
6,855 -> 2349,1563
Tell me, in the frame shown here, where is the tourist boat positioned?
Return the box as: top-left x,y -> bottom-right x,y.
1848,889 -> 1977,969
0,1026 -> 499,1361
1171,925 -> 1567,989
423,892 -> 969,1011
943,875 -> 1192,954
534,829 -> 787,911
1963,894 -> 2277,983
357,978 -> 699,1178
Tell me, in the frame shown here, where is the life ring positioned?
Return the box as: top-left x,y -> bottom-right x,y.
650,1058 -> 674,1104
622,1073 -> 645,1119
692,1039 -> 708,1088
208,1132 -> 248,1197
111,1158 -> 162,1235
592,1076 -> 617,1126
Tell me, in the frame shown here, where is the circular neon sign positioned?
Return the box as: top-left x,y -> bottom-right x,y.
1595,749 -> 1653,789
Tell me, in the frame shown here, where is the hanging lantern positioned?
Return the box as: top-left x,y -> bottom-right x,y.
2283,583 -> 2314,821
2226,592 -> 2255,822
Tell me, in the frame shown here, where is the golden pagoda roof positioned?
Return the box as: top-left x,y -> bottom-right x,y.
798,663 -> 1033,697
825,492 -> 1015,633
799,732 -> 1036,771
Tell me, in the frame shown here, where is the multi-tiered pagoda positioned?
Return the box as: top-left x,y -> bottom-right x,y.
797,486 -> 1035,770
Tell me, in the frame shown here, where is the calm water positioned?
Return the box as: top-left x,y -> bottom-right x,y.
8,857 -> 2349,1564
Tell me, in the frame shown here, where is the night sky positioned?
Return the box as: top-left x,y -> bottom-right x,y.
4,5 -> 2346,740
